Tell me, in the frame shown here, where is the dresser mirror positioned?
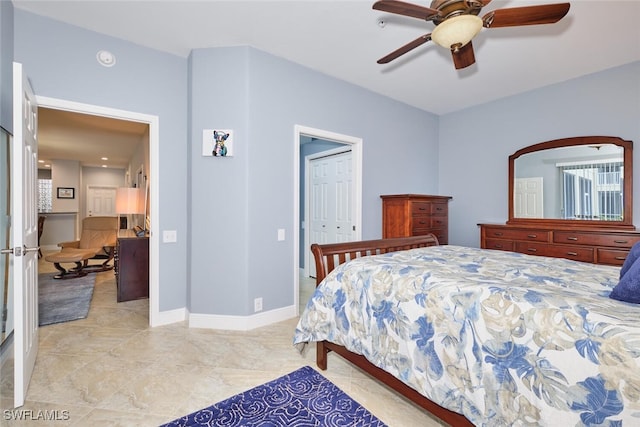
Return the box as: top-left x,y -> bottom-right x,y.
508,136 -> 633,228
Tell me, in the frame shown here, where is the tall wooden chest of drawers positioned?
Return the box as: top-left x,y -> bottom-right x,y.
479,223 -> 640,266
381,194 -> 452,244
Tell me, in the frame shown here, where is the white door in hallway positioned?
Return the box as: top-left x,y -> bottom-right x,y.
308,150 -> 353,277
515,177 -> 544,218
12,62 -> 39,408
87,186 -> 117,217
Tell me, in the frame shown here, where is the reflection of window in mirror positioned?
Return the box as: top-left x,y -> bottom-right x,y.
513,143 -> 624,221
559,161 -> 623,220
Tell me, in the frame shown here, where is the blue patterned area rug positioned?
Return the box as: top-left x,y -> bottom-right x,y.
38,273 -> 95,326
160,366 -> 387,427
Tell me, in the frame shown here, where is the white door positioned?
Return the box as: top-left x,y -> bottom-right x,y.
87,186 -> 117,217
308,150 -> 353,277
515,177 -> 544,218
12,62 -> 39,408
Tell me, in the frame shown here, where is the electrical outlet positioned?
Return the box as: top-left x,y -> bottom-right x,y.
254,297 -> 263,312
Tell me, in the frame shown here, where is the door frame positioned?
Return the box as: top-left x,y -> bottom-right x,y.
293,125 -> 362,315
36,96 -> 160,326
304,146 -> 353,278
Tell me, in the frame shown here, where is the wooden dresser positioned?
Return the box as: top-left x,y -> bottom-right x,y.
115,237 -> 149,302
381,194 -> 452,244
479,223 -> 640,266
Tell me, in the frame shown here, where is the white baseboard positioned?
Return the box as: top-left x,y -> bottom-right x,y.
188,305 -> 297,331
150,307 -> 187,327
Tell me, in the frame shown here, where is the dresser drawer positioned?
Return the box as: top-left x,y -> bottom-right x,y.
412,216 -> 448,230
515,242 -> 594,263
431,202 -> 448,216
553,231 -> 640,248
484,239 -> 515,251
484,227 -> 550,242
411,202 -> 448,216
597,249 -> 630,266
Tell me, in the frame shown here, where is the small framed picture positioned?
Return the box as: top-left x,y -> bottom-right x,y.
57,187 -> 75,199
202,129 -> 234,157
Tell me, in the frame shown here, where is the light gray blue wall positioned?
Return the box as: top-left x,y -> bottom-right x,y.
0,0 -> 13,130
188,47 -> 251,315
14,10 -> 189,311
439,61 -> 640,248
188,46 -> 439,315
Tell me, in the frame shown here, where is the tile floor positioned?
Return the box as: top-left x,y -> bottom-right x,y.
0,253 -> 445,426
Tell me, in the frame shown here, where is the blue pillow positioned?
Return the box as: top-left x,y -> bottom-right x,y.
610,252 -> 640,304
619,241 -> 640,279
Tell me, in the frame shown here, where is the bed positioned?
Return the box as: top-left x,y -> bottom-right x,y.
293,235 -> 640,426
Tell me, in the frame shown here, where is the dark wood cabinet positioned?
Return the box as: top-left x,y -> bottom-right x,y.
115,237 -> 149,302
479,223 -> 640,266
381,194 -> 452,244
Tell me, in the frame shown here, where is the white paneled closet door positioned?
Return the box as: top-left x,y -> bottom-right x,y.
308,150 -> 353,277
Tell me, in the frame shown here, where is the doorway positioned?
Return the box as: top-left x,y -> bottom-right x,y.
294,125 -> 362,315
36,96 -> 160,325
306,147 -> 354,278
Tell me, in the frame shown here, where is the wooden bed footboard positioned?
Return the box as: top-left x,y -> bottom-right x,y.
310,234 -> 473,427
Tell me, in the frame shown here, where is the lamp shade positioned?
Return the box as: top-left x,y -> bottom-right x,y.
115,187 -> 145,214
431,15 -> 483,49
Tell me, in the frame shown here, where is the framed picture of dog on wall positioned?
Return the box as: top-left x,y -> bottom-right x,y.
202,129 -> 234,157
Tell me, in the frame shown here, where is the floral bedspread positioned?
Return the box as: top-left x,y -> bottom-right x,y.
293,245 -> 640,426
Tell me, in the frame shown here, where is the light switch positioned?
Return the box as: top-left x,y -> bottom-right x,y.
277,229 -> 285,241
163,230 -> 177,243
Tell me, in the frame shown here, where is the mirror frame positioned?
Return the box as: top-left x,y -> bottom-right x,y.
508,136 -> 634,229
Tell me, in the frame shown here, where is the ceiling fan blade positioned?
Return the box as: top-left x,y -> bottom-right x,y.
483,3 -> 570,28
373,0 -> 440,21
451,41 -> 476,69
377,33 -> 432,64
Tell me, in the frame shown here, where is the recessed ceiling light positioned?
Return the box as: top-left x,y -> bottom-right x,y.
44,164 -> 51,168
96,50 -> 116,67
101,157 -> 108,161
38,159 -> 44,163
102,165 -> 108,168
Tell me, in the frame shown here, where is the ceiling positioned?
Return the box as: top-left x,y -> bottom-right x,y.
14,0 -> 640,115
37,108 -> 148,169
13,1 -> 640,168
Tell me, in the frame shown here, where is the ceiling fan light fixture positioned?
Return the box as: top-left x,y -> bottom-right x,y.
431,14 -> 483,50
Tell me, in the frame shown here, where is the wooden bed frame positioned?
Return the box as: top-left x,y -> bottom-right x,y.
310,234 -> 473,427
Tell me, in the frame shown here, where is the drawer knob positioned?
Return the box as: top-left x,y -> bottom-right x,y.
566,237 -> 578,241
418,207 -> 427,211
615,256 -> 626,260
567,252 -> 578,256
527,248 -> 537,252
614,240 -> 628,244
493,232 -> 503,236
494,244 -> 503,248
527,234 -> 537,239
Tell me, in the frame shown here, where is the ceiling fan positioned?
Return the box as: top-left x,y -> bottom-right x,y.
373,0 -> 570,69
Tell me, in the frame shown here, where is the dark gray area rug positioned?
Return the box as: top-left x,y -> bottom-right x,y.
38,273 -> 95,326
